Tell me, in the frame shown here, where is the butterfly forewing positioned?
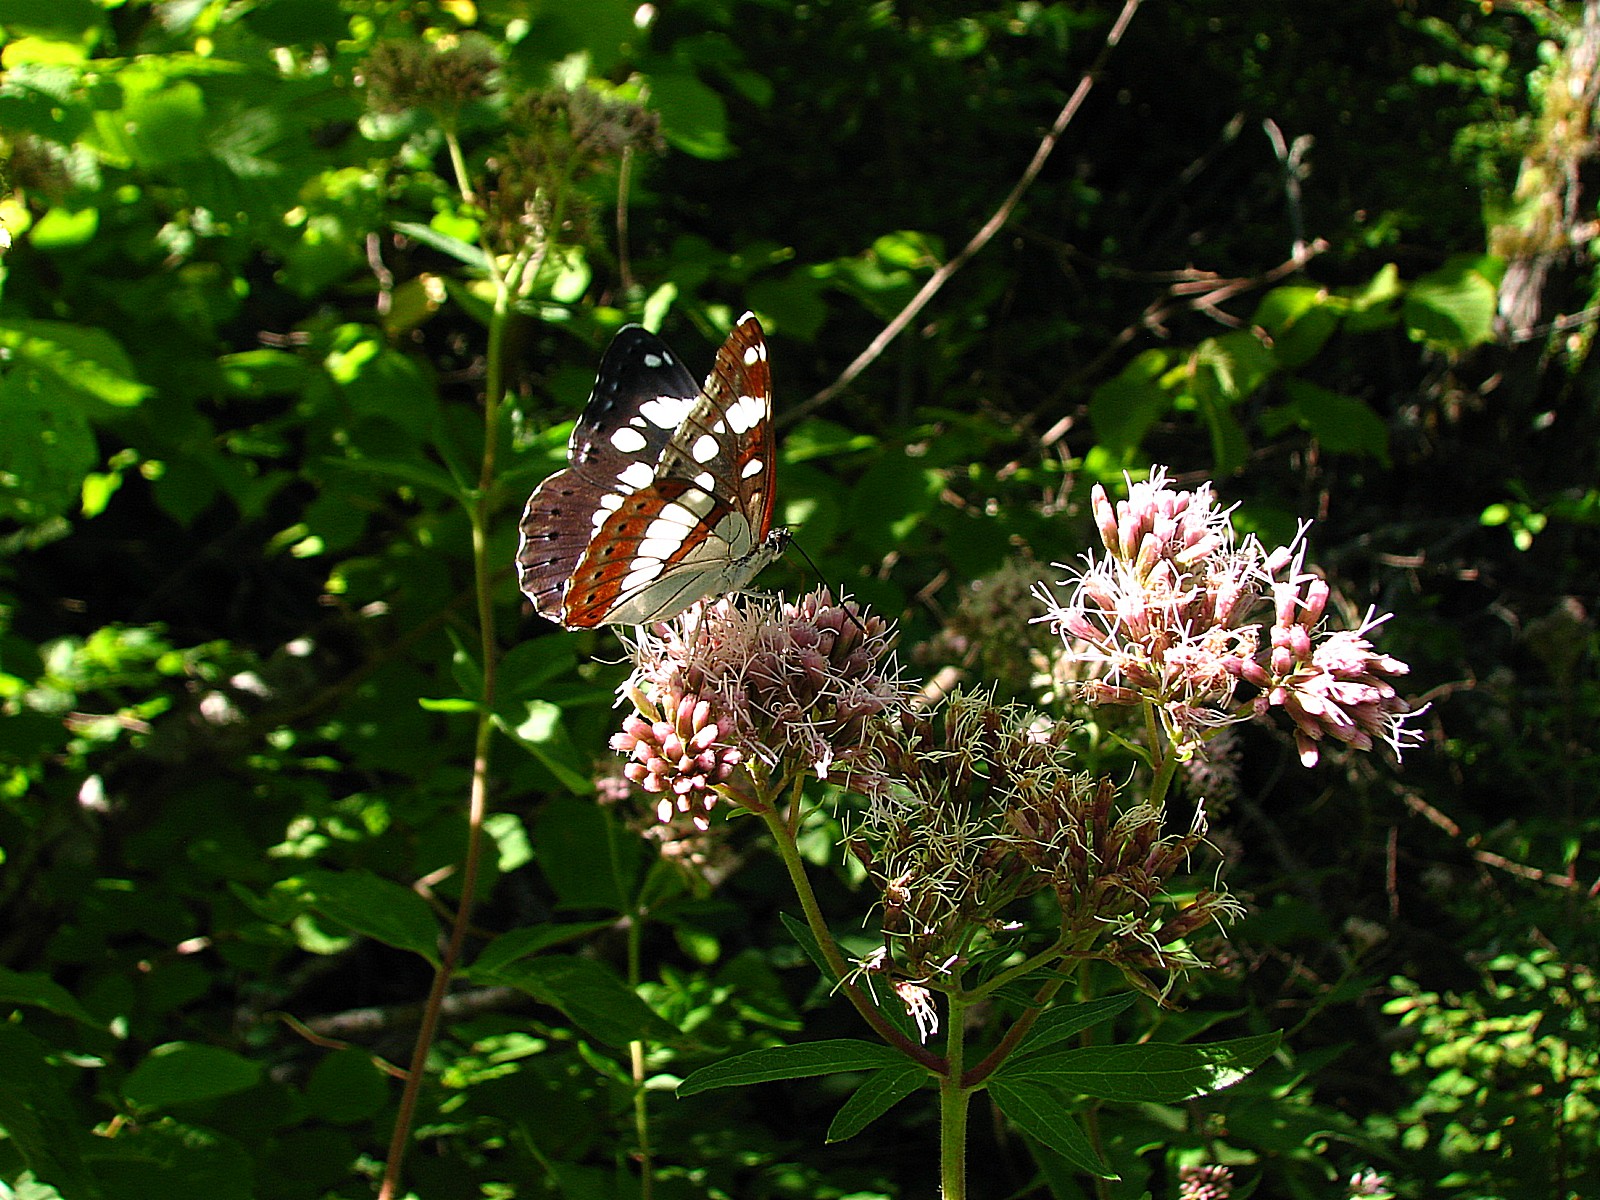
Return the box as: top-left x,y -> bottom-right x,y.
516,313 -> 783,628
515,328 -> 700,622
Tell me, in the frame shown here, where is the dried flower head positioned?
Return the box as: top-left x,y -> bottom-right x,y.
487,86 -> 663,249
1036,469 -> 1425,767
614,589 -> 911,823
855,692 -> 1242,1003
917,558 -> 1058,698
360,36 -> 498,119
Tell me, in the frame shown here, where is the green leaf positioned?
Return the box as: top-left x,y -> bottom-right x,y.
501,699 -> 593,794
468,921 -> 615,976
1252,285 -> 1340,369
217,348 -> 315,398
290,869 -> 442,965
0,1025 -> 98,1198
485,954 -> 677,1048
318,455 -> 463,501
988,1076 -> 1115,1179
650,69 -> 732,160
1011,994 -> 1137,1058
0,0 -> 105,42
0,318 -> 153,408
826,1063 -> 927,1142
529,797 -> 640,913
1403,255 -> 1500,352
304,1047 -> 387,1123
999,1032 -> 1280,1103
0,967 -> 103,1027
1282,379 -> 1391,462
393,220 -> 492,272
123,1042 -> 263,1110
0,372 -> 98,522
1088,349 -> 1173,454
678,1039 -> 906,1096
779,910 -> 837,978
1193,330 -> 1276,401
778,913 -> 918,1041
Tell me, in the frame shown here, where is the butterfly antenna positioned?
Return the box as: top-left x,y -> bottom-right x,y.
788,538 -> 872,637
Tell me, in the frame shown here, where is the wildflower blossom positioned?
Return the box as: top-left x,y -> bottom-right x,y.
1346,1168 -> 1395,1198
1036,469 -> 1424,766
613,589 -> 910,826
1177,1163 -> 1234,1200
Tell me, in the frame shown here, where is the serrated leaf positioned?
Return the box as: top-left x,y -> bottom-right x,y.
678,1039 -> 905,1096
826,1063 -> 927,1142
988,1076 -> 1114,1179
1011,994 -> 1136,1059
292,869 -> 442,965
485,954 -> 677,1048
999,1032 -> 1279,1103
123,1042 -> 263,1110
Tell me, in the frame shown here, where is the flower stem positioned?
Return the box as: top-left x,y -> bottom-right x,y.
939,992 -> 971,1200
626,914 -> 654,1200
757,805 -> 942,1067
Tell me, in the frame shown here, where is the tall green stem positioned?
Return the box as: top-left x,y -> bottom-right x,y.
626,913 -> 654,1200
939,993 -> 971,1200
756,804 -> 942,1068
378,161 -> 512,1199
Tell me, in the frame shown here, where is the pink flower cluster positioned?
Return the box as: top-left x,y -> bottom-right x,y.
610,683 -> 744,829
1038,470 -> 1423,766
612,589 -> 910,825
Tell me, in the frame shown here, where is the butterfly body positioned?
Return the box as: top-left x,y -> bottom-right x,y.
517,313 -> 787,628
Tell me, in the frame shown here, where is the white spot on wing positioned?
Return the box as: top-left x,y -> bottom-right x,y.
694,471 -> 716,490
618,461 -> 655,490
639,395 -> 695,430
654,503 -> 699,528
621,561 -> 663,592
743,343 -> 763,365
610,427 -> 648,453
691,433 -> 719,463
741,457 -> 764,479
642,529 -> 695,557
679,488 -> 715,514
726,395 -> 764,433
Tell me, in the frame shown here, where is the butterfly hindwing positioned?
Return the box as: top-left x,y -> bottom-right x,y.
516,313 -> 784,628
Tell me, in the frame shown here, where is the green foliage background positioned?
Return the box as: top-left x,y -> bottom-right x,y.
1,0 -> 1598,1197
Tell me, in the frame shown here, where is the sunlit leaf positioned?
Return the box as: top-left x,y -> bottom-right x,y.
678,1040 -> 906,1095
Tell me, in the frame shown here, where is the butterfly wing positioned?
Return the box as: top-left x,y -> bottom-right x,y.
515,327 -> 701,623
516,314 -> 781,628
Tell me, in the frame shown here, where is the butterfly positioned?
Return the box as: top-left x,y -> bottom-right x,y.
516,312 -> 790,628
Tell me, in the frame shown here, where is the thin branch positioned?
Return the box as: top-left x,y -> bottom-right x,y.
790,0 -> 1143,423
